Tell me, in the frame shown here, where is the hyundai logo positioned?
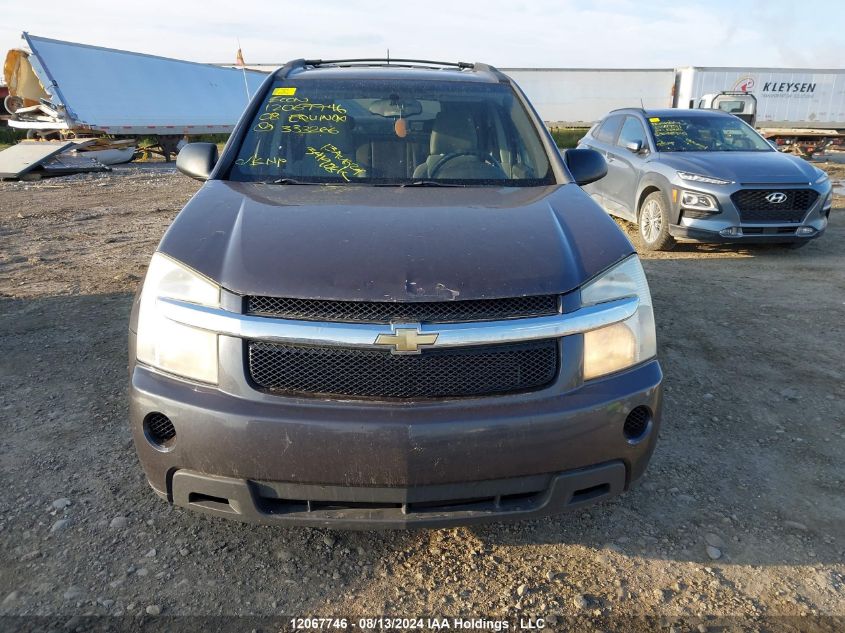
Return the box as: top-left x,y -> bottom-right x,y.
765,192 -> 788,204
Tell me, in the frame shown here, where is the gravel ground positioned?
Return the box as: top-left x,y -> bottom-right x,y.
0,162 -> 843,632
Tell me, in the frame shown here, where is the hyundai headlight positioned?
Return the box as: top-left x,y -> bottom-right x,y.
581,255 -> 657,380
681,190 -> 719,211
677,171 -> 732,185
136,252 -> 220,383
822,191 -> 832,209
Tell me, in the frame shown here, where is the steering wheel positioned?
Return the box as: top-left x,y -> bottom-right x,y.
429,151 -> 497,178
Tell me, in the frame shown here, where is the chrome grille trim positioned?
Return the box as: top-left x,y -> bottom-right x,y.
157,295 -> 639,350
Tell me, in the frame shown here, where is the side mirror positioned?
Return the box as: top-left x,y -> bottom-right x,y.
176,142 -> 218,181
625,140 -> 645,154
564,148 -> 607,186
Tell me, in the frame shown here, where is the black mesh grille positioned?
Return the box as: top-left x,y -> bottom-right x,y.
145,413 -> 175,445
731,189 -> 818,223
248,341 -> 558,399
246,295 -> 559,323
623,406 -> 650,440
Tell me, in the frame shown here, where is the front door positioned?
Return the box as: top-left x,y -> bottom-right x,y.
604,115 -> 649,221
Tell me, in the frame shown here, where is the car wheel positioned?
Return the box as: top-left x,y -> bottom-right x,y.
638,191 -> 675,251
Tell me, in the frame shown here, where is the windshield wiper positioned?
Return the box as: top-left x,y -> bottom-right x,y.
271,178 -> 312,185
270,178 -> 467,187
397,180 -> 467,187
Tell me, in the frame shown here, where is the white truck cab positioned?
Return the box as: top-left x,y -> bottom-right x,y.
696,91 -> 757,126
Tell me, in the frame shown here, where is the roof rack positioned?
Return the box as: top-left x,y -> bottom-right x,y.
303,58 -> 475,70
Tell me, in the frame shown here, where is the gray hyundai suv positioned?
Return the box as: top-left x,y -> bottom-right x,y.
579,108 -> 832,250
128,59 -> 662,528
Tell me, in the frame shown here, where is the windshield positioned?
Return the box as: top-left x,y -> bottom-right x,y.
227,78 -> 554,186
647,115 -> 772,152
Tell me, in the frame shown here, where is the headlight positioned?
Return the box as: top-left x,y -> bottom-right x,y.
822,191 -> 832,209
136,253 -> 220,383
677,171 -> 732,185
681,190 -> 719,211
814,171 -> 829,185
581,255 -> 656,380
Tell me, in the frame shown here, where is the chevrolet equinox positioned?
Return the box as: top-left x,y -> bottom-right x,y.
128,58 -> 663,528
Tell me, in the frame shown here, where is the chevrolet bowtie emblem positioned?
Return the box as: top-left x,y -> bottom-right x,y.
375,326 -> 439,354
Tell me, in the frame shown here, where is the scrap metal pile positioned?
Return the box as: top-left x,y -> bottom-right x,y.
0,139 -> 117,180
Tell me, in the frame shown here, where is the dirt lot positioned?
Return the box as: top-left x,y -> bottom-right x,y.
0,163 -> 843,631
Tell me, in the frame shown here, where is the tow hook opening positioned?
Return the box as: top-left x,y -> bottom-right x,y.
188,492 -> 233,513
570,483 -> 611,504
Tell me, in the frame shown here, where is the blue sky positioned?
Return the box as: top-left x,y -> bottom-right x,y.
1,0 -> 843,68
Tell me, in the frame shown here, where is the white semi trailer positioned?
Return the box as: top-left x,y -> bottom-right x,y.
505,66 -> 845,156
4,33 -> 267,159
673,66 -> 845,155
502,68 -> 675,127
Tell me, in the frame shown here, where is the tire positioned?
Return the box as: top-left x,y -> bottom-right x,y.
638,191 -> 675,251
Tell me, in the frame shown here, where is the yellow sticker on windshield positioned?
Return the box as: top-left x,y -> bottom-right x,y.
273,87 -> 297,96
649,117 -> 660,122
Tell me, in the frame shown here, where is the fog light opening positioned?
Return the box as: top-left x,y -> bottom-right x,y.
623,406 -> 652,443
796,226 -> 816,236
719,226 -> 743,237
144,412 -> 176,450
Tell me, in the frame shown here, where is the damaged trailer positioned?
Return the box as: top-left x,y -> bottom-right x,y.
4,33 -> 267,160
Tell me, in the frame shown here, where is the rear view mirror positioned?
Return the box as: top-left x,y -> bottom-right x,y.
368,98 -> 423,118
564,148 -> 607,186
625,140 -> 645,153
176,142 -> 218,181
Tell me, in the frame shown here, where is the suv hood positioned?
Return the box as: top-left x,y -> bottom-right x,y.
158,181 -> 633,302
657,151 -> 819,185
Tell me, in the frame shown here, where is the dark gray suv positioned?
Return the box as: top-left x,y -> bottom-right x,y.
128,59 -> 662,528
579,108 -> 832,250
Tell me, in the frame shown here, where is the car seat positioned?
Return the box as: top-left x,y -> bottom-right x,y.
412,105 -> 506,180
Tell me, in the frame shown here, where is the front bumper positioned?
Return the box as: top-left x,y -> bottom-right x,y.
669,223 -> 826,244
166,462 -> 627,529
669,180 -> 831,244
129,358 -> 663,529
